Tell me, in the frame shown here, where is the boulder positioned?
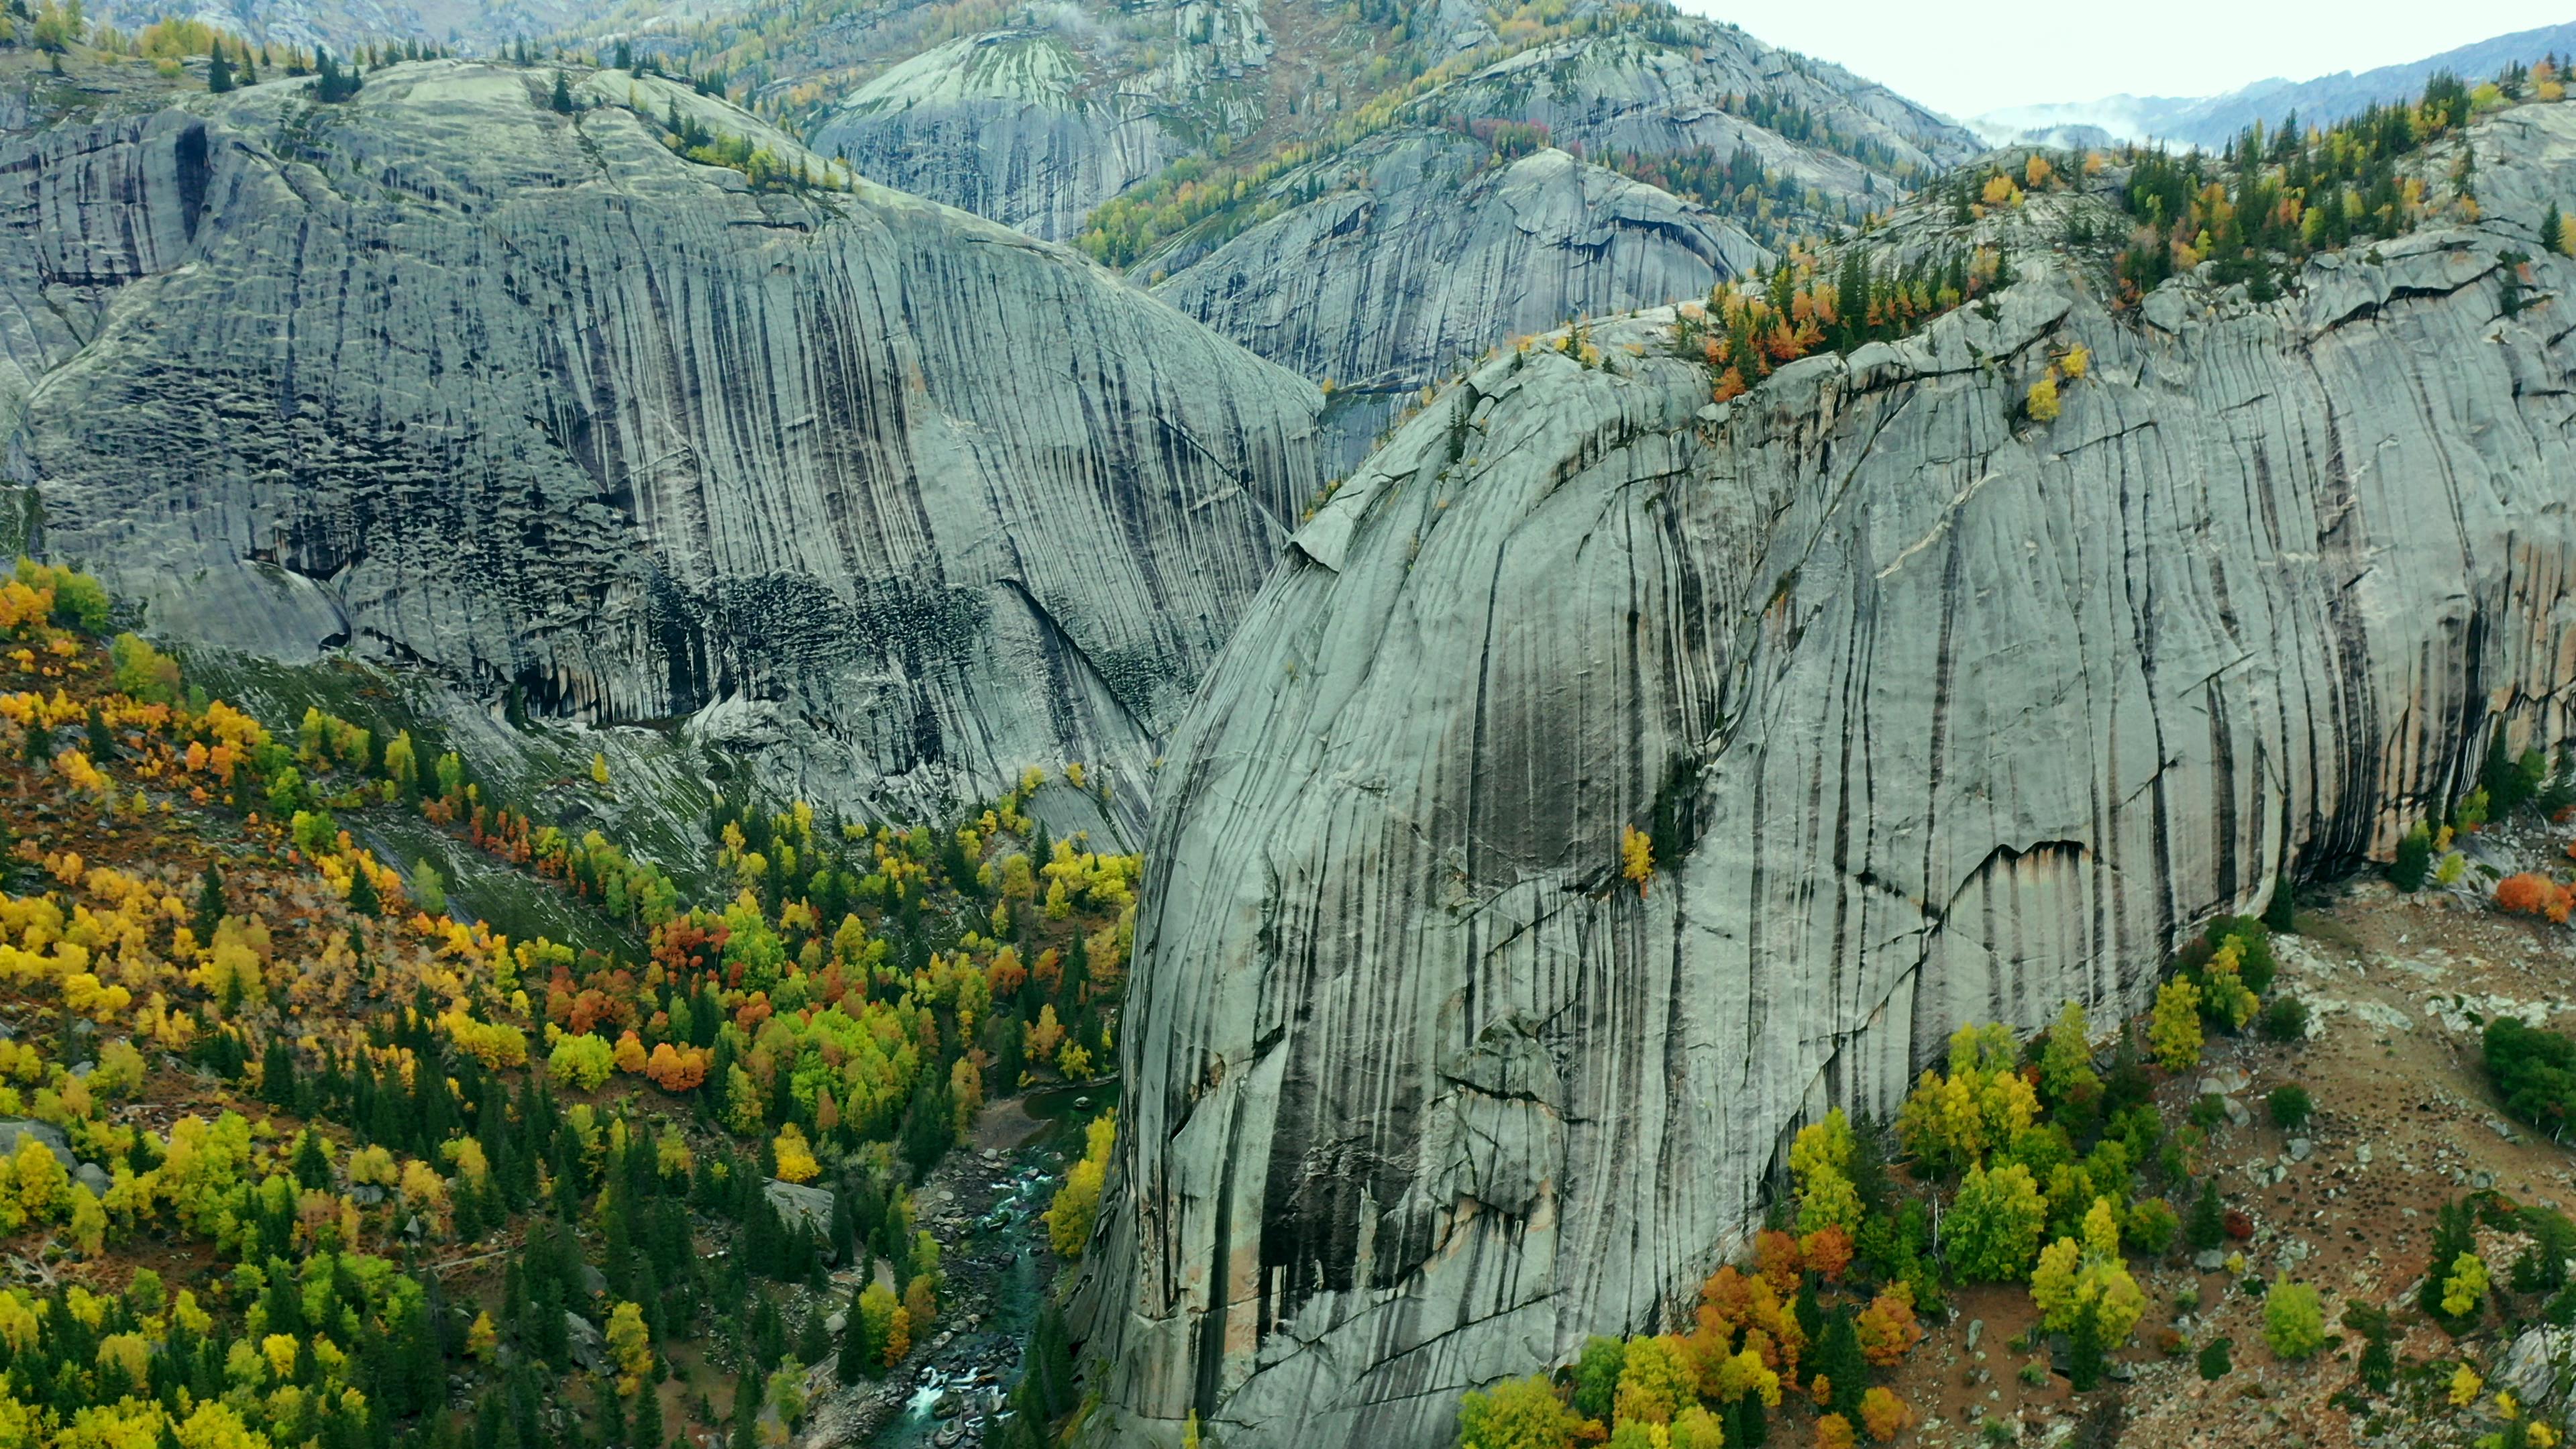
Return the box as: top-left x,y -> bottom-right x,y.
765,1179 -> 840,1254
566,1313 -> 610,1377
0,1120 -> 72,1170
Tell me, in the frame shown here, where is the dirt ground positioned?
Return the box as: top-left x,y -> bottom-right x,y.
1890,874 -> 2576,1448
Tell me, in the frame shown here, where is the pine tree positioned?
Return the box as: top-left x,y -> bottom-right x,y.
261,1037 -> 298,1110
836,1285 -> 869,1382
2423,1198 -> 2477,1320
195,865 -> 227,938
2264,871 -> 2295,933
1028,1300 -> 1077,1418
208,46 -> 233,93
292,1128 -> 332,1189
551,72 -> 575,114
347,864 -> 380,918
631,1368 -> 665,1448
728,1369 -> 760,1449
1815,1309 -> 1867,1417
2548,201 -> 2568,257
2186,1177 -> 2225,1250
2068,1303 -> 2104,1390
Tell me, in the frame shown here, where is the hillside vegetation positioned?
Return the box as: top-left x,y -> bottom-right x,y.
0,561 -> 1132,1448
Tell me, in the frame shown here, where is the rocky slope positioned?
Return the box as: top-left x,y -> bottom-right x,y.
1071,101 -> 2576,1447
809,0 -> 1274,244
0,59 -> 1321,826
82,0 -> 600,54
1152,133 -> 1769,466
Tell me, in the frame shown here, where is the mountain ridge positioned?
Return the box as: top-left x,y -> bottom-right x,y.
1976,19 -> 2576,148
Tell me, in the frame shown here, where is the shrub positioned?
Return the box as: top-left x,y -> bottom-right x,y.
1456,1376 -> 1583,1449
2126,1197 -> 2180,1255
2263,1279 -> 2325,1360
2390,823 -> 2433,891
16,558 -> 108,631
2260,995 -> 2309,1042
2440,1251 -> 2489,1322
109,633 -> 180,703
2267,1085 -> 2313,1130
1858,1388 -> 1912,1442
2484,1018 -> 2576,1133
2498,873 -> 2575,924
546,1032 -> 616,1091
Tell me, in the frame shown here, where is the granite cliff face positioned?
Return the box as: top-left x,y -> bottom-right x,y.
789,0 -> 1975,460
808,0 -> 1276,246
1124,15 -> 1975,460
3,61 -> 1320,823
1075,103 -> 2576,1446
1152,136 -> 1768,464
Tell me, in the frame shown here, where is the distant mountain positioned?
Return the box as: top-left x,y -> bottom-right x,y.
1976,19 -> 2576,149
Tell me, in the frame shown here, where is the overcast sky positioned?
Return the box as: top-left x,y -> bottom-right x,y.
1673,1 -> 2576,119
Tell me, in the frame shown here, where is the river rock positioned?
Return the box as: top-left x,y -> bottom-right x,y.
1075,103 -> 2576,1447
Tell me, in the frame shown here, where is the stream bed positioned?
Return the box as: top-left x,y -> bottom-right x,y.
818,1082 -> 1117,1449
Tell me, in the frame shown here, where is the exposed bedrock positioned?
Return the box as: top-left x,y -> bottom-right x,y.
1,62 -> 1321,824
1075,103 -> 2576,1448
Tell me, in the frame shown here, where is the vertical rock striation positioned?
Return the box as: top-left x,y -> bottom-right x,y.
1,62 -> 1320,822
1152,137 -> 1768,466
1077,105 -> 2576,1448
809,0 -> 1275,244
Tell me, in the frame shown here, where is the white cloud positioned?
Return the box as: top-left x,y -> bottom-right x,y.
1674,1 -> 2576,119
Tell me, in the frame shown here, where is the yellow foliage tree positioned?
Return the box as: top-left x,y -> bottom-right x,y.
1612,1334 -> 1695,1424
2150,978 -> 2204,1069
1621,824 -> 1654,896
2027,371 -> 2062,422
772,1124 -> 821,1184
606,1301 -> 653,1395
1045,1112 -> 1116,1258
1790,1108 -> 1862,1234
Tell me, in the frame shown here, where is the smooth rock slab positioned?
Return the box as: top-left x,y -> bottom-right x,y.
1077,105 -> 2576,1448
4,62 -> 1322,825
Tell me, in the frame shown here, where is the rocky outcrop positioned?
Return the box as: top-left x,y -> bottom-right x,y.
1153,136 -> 1766,464
3,62 -> 1320,824
810,0 -> 1274,243
1426,27 -> 1977,209
811,33 -> 1185,244
1126,17 -> 1974,460
1075,105 -> 2576,1446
